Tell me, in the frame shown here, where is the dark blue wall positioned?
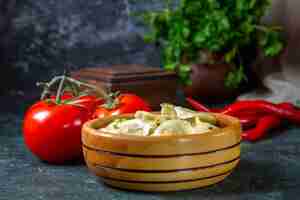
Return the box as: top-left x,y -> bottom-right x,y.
1,0 -> 15,93
13,0 -> 169,91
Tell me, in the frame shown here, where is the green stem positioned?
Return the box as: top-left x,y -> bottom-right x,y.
37,75 -> 109,102
37,76 -> 64,100
56,75 -> 66,103
253,25 -> 268,32
65,77 -> 108,98
253,25 -> 283,32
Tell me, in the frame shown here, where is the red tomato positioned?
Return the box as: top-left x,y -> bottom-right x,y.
93,93 -> 151,118
71,96 -> 104,117
50,92 -> 73,101
23,96 -> 101,164
50,93 -> 103,118
92,107 -> 110,118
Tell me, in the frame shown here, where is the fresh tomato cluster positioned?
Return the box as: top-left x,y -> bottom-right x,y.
23,76 -> 151,164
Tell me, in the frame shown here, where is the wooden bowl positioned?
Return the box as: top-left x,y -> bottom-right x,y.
82,113 -> 241,192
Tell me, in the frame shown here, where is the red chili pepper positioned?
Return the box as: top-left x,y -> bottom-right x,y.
232,110 -> 266,118
238,114 -> 260,128
186,97 -> 210,112
186,98 -> 263,127
209,100 -> 269,113
277,102 -> 296,111
242,115 -> 281,142
186,98 -> 300,140
222,100 -> 300,125
220,101 -> 295,119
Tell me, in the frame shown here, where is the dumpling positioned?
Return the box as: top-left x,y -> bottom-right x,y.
152,119 -> 193,136
100,104 -> 218,136
160,103 -> 177,121
100,118 -> 127,134
174,106 -> 217,124
100,118 -> 157,136
191,121 -> 218,134
134,111 -> 160,124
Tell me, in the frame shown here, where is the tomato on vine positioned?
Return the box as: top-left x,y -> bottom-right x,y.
23,75 -> 103,164
23,74 -> 151,164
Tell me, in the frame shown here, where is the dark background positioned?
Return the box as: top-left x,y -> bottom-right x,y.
1,0 -> 15,94
2,0 -> 171,96
1,0 -> 299,99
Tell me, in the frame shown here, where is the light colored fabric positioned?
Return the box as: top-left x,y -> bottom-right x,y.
238,0 -> 300,103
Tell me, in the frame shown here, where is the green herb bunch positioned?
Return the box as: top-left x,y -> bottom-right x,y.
139,0 -> 285,88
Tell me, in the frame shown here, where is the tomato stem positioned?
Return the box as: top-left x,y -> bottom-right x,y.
56,75 -> 66,104
37,76 -> 62,100
37,75 -> 109,102
101,91 -> 120,109
65,77 -> 108,99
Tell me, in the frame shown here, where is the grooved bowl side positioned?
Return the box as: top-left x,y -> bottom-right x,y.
82,113 -> 241,192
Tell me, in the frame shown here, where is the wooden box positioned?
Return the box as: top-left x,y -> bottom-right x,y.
71,65 -> 178,109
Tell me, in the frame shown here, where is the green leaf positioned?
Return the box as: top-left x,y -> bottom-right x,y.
259,30 -> 284,57
177,64 -> 191,85
179,64 -> 191,73
143,33 -> 156,43
136,0 -> 284,87
193,32 -> 207,45
241,22 -> 254,34
264,41 -> 283,57
182,26 -> 190,38
185,79 -> 193,86
164,63 -> 177,71
225,65 -> 246,89
224,47 -> 237,63
220,18 -> 230,30
259,34 -> 268,46
236,0 -> 248,14
249,0 -> 257,8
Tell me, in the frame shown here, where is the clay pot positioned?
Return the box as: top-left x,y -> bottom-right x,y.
184,63 -> 239,102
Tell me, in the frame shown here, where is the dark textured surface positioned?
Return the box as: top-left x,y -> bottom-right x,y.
0,0 -> 16,93
15,0 -> 165,90
1,96 -> 300,200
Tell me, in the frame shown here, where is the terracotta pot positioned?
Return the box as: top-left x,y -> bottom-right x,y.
184,63 -> 239,102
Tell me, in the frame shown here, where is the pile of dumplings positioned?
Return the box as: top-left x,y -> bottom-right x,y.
99,103 -> 219,136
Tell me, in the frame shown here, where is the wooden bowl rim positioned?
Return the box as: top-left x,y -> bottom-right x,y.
82,113 -> 241,142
